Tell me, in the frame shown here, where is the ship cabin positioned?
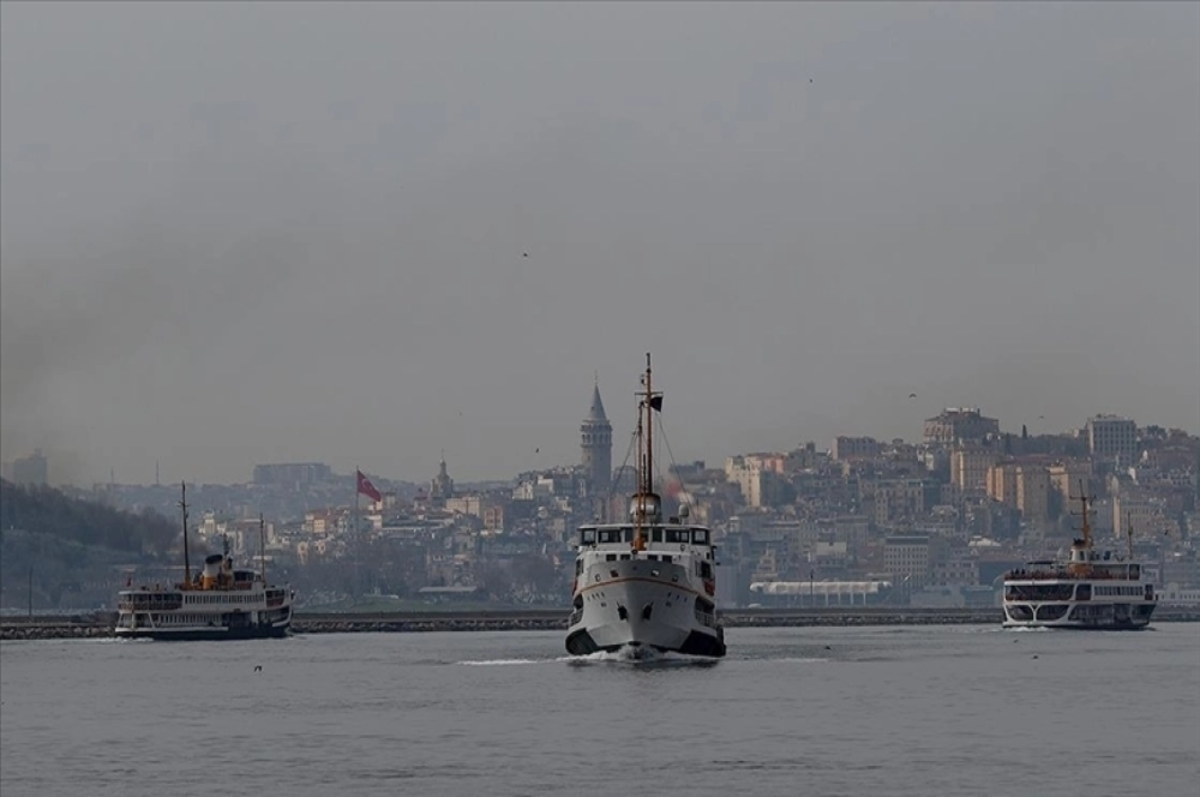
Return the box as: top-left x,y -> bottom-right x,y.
117,552 -> 284,613
1004,539 -> 1155,604
576,497 -> 715,561
1005,540 -> 1145,584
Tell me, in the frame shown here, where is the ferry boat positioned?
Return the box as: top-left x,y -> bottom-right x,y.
1002,491 -> 1156,630
565,354 -> 726,658
115,483 -> 294,640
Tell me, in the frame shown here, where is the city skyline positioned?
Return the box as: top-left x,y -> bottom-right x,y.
2,3 -> 1198,486
3,393 -> 1190,489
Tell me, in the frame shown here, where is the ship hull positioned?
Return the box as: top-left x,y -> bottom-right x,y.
566,570 -> 725,658
114,621 -> 291,641
1002,601 -> 1155,630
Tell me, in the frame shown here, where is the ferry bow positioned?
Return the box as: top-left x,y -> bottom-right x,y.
565,354 -> 727,658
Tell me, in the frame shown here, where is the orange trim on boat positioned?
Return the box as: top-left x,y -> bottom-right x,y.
579,575 -> 705,599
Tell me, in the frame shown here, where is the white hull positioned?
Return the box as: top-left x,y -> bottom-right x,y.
566,559 -> 724,657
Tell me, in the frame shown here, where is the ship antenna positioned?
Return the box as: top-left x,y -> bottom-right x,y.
179,481 -> 191,589
260,512 -> 267,584
1126,513 -> 1134,561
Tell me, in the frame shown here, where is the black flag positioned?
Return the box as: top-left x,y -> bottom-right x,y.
649,395 -> 664,412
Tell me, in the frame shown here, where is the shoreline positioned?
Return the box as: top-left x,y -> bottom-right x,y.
3,606 -> 1199,640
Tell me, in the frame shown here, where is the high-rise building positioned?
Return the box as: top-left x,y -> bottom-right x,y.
1086,415 -> 1138,462
252,462 -> 332,486
924,408 -> 1000,445
580,380 -> 612,499
11,449 -> 48,486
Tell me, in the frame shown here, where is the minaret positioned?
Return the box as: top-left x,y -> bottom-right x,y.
581,376 -> 613,499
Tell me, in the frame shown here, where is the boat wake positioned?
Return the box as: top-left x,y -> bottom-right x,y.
456,646 -> 720,668
563,645 -> 720,668
456,658 -> 544,666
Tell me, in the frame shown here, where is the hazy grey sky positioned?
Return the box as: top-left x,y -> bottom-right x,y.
2,1 -> 1198,486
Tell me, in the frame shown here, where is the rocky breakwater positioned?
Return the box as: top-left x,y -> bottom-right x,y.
292,610 -> 568,635
723,607 -> 1004,627
1,619 -> 115,641
6,606 -> 1198,640
289,607 -> 1006,634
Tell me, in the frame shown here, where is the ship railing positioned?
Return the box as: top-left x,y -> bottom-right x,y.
1005,569 -> 1136,581
694,608 -> 716,628
568,608 -> 583,626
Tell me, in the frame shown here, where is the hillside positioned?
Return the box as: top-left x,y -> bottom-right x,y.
0,479 -> 177,555
0,480 -> 179,609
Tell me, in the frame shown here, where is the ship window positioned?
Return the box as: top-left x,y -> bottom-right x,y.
692,530 -> 709,545
581,530 -> 597,544
662,555 -> 672,563
651,529 -> 663,543
605,554 -> 617,562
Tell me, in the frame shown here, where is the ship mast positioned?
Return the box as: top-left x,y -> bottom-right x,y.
260,512 -> 267,584
179,481 -> 191,589
1073,479 -> 1093,551
1126,513 -> 1134,561
632,352 -> 662,552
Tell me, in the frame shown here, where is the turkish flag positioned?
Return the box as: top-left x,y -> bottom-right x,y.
356,470 -> 382,502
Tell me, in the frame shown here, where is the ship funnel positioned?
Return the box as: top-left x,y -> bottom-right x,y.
201,553 -> 223,588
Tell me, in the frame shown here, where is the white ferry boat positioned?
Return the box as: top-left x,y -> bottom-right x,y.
116,484 -> 294,640
1002,492 -> 1156,630
565,354 -> 726,658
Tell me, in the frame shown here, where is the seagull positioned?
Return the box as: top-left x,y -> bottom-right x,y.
254,665 -> 262,672
522,252 -> 529,258
909,393 -> 917,399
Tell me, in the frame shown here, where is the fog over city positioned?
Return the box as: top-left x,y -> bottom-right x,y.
1,2 -> 1197,485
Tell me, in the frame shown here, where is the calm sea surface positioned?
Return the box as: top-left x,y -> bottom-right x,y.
2,624 -> 1197,796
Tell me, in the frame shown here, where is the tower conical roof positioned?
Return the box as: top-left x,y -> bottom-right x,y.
587,381 -> 608,422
